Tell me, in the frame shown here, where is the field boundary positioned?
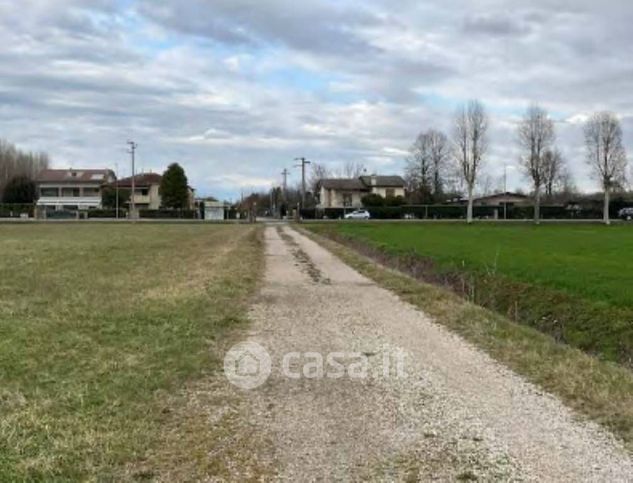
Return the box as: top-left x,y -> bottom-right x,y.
298,226 -> 633,451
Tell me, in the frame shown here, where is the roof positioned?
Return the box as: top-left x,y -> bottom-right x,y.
36,169 -> 115,184
319,178 -> 368,190
319,175 -> 406,191
474,191 -> 528,202
115,173 -> 163,188
359,175 -> 406,187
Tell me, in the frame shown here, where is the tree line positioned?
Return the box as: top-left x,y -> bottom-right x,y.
405,100 -> 628,224
0,139 -> 49,203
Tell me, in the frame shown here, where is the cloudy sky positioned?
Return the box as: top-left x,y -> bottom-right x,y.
1,0 -> 632,199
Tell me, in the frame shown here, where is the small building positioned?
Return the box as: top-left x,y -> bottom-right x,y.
473,192 -> 530,207
36,168 -> 116,212
317,174 -> 406,209
203,200 -> 228,221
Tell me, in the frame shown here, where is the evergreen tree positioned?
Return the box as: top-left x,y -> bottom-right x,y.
159,163 -> 189,209
2,176 -> 37,204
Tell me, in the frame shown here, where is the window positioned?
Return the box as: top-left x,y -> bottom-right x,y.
343,194 -> 353,207
135,188 -> 149,196
40,188 -> 58,197
386,188 -> 395,198
61,188 -> 80,197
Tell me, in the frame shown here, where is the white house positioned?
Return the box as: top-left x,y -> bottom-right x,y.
317,175 -> 406,209
36,168 -> 116,211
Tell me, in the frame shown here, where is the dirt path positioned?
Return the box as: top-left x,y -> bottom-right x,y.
236,225 -> 633,481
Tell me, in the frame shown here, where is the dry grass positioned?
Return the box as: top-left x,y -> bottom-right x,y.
302,228 -> 633,452
0,224 -> 266,480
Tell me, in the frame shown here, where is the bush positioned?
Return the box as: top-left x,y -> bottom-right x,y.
384,195 -> 406,207
299,203 -> 624,221
87,209 -> 127,219
367,207 -> 407,219
101,187 -> 130,209
0,203 -> 33,218
361,193 -> 385,207
139,209 -> 196,219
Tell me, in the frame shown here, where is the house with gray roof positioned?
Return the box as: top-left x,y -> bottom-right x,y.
317,174 -> 406,208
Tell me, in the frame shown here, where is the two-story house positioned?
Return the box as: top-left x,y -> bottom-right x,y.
115,173 -> 163,210
36,169 -> 116,212
113,172 -> 196,211
317,174 -> 406,209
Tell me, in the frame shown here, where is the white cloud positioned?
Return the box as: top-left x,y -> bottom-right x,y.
0,0 -> 632,199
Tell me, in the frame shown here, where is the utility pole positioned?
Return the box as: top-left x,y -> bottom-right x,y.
127,141 -> 137,219
281,168 -> 289,199
503,163 -> 508,220
115,162 -> 120,220
294,157 -> 311,206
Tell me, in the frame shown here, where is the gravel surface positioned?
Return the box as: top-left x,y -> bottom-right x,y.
237,225 -> 633,481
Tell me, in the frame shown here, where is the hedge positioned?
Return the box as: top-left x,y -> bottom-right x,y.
138,209 -> 196,219
0,203 -> 34,218
300,204 -> 623,220
87,209 -> 127,219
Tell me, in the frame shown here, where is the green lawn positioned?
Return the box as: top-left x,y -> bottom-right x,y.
0,224 -> 263,480
329,223 -> 633,307
307,222 -> 633,366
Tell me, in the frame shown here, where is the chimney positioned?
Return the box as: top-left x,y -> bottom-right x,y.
370,174 -> 377,186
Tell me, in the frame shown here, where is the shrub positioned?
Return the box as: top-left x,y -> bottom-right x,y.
101,187 -> 130,209
0,203 -> 33,218
87,209 -> 127,219
384,195 -> 406,207
139,209 -> 196,219
361,193 -> 385,207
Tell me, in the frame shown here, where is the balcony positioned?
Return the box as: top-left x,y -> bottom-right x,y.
37,196 -> 102,208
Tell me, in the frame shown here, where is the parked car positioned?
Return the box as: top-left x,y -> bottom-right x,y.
619,207 -> 633,220
344,210 -> 371,220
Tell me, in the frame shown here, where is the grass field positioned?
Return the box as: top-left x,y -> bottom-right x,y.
327,223 -> 633,306
307,223 -> 633,366
0,224 -> 263,480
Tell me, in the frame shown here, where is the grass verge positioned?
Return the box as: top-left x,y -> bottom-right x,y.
0,224 -> 265,480
300,226 -> 633,452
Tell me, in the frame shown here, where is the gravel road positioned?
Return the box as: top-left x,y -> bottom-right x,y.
236,225 -> 633,481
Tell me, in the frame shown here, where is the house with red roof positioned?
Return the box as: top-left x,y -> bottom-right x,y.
36,168 -> 116,211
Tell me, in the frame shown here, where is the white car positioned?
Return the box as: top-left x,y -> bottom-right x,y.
344,210 -> 371,220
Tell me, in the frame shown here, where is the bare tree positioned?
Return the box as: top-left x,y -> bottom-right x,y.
542,148 -> 565,198
517,104 -> 555,223
406,133 -> 432,202
338,161 -> 366,179
406,129 -> 450,202
309,162 -> 330,195
0,139 -> 49,197
453,100 -> 488,223
584,111 -> 627,225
